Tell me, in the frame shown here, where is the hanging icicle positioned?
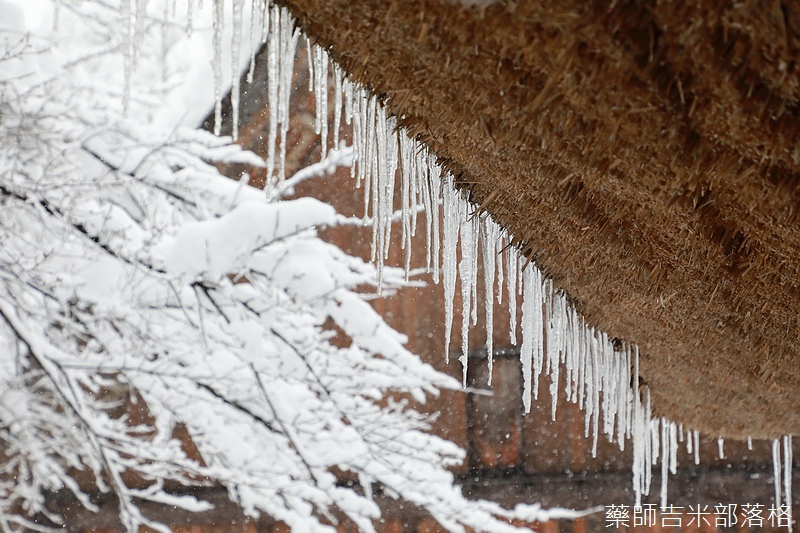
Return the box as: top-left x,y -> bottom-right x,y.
264,6 -> 279,181
506,245 -> 518,346
459,207 -> 474,387
211,0 -> 225,135
520,265 -> 539,414
278,12 -> 299,182
783,435 -> 793,525
480,217 -> 496,384
332,64 -> 343,149
229,0 -> 244,141
774,439 -> 783,510
660,419 -> 670,509
442,173 -> 459,364
246,0 -> 262,82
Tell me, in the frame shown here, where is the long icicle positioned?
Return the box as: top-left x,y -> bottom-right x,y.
211,0 -> 225,135
277,11 -> 299,182
442,173 -> 459,364
459,204 -> 474,387
264,6 -> 279,185
773,439 -> 783,510
506,245 -> 518,345
333,64 -> 343,149
520,262 -> 535,414
784,435 -> 793,523
480,217 -> 496,384
230,0 -> 245,141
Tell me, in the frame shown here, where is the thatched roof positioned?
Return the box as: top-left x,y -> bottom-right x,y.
276,0 -> 800,439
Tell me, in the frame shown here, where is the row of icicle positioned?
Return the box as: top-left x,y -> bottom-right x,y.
200,0 -> 794,517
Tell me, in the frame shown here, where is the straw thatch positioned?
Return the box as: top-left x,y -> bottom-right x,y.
277,0 -> 800,439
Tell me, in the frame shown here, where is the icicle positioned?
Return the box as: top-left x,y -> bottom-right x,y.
563,307 -> 574,402
660,419 -> 669,509
230,0 -> 245,141
544,283 -> 555,375
506,246 -> 518,345
372,101 -> 391,291
632,397 -> 642,506
399,134 -> 421,280
442,174 -> 459,364
642,398 -> 653,496
619,346 -> 631,448
669,422 -> 677,475
611,339 -> 623,446
459,207 -> 474,387
632,382 -> 652,507
783,435 -> 792,517
634,345 -> 640,406
211,0 -> 224,135
420,152 -> 433,273
589,324 -> 599,455
651,417 -> 660,466
747,435 -> 753,450
601,334 -> 614,442
350,85 -> 362,183
400,134 -> 413,279
344,77 -> 354,126
277,12 -> 299,182
333,65 -> 343,149
306,37 -> 314,92
314,45 -> 329,159
470,218 -> 480,328
583,335 -> 596,450
520,262 -> 540,413
693,430 -> 700,465
774,439 -> 782,508
383,125 -> 399,265
363,95 -> 376,226
624,348 -> 634,440
548,289 -> 561,421
686,429 -> 693,455
599,334 -> 609,437
496,233 -> 504,305
246,0 -> 260,83
580,327 -> 591,412
717,437 -> 725,460
480,218 -> 496,384
570,311 -> 581,406
368,98 -> 378,259
429,156 -> 441,285
532,267 -> 544,401
410,145 -> 419,241
385,123 -> 400,271
578,335 -> 592,439
645,392 -> 653,495
264,7 -> 278,183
